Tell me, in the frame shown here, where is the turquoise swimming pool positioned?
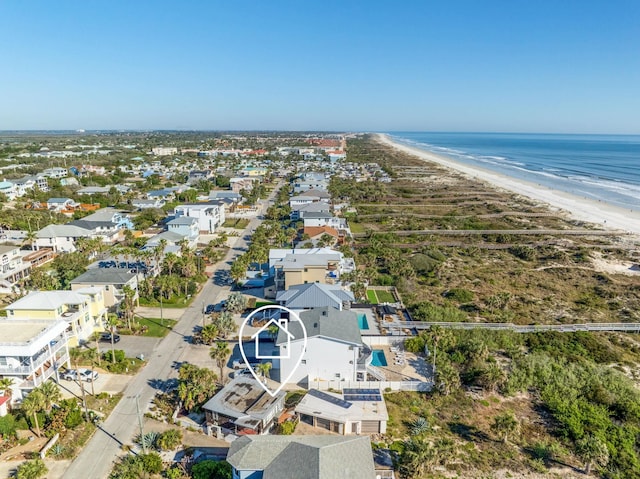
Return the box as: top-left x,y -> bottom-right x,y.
371,349 -> 387,367
358,313 -> 369,330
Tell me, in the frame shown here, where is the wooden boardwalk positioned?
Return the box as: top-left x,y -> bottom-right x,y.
385,321 -> 640,333
353,229 -> 627,238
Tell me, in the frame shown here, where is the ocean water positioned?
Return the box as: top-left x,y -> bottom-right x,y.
388,132 -> 640,211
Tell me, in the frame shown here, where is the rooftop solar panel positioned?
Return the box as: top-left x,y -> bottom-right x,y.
342,388 -> 382,402
308,389 -> 352,409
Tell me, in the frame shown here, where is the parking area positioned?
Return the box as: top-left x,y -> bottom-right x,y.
101,335 -> 162,361
57,371 -> 133,398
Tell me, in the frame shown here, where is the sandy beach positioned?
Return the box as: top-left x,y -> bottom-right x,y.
377,134 -> 640,237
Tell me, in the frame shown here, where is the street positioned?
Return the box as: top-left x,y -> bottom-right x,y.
62,187 -> 279,479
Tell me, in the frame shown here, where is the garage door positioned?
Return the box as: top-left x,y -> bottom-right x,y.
316,417 -> 331,431
361,420 -> 380,434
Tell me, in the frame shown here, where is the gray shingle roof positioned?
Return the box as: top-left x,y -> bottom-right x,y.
70,269 -> 136,285
276,307 -> 361,346
275,283 -> 354,310
36,224 -> 92,238
227,435 -> 375,479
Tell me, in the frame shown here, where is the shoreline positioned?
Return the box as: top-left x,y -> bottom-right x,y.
377,133 -> 640,237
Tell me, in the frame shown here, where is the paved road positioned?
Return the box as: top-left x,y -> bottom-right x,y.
63,188 -> 279,479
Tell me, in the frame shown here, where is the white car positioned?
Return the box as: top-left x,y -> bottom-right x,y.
78,369 -> 98,382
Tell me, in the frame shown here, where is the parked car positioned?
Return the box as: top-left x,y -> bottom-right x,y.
213,300 -> 227,313
61,369 -> 78,381
232,367 -> 253,378
100,332 -> 120,343
205,304 -> 216,314
79,369 -> 98,382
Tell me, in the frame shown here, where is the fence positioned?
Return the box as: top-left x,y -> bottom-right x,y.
310,379 -> 432,393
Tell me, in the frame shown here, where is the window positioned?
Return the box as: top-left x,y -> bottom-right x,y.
301,360 -> 306,364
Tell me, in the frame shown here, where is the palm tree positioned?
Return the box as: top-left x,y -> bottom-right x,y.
106,313 -> 119,364
86,348 -> 100,396
22,230 -> 38,251
210,342 -> 231,385
256,362 -> 272,381
199,324 -> 220,345
21,389 -> 45,437
163,252 -> 179,276
491,412 -> 519,444
398,438 -> 436,479
69,348 -> 89,420
38,381 -> 61,413
211,312 -> 237,339
0,377 -> 15,400
576,435 -> 609,475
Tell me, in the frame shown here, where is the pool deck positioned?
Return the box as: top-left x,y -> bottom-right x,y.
370,345 -> 432,382
353,308 -> 381,335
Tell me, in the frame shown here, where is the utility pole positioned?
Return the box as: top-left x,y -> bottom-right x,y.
134,394 -> 146,454
201,301 -> 205,328
160,294 -> 163,326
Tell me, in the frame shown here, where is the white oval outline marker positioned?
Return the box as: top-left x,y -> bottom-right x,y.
238,305 -> 307,397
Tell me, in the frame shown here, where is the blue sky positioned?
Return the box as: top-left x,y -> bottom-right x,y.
1,1 -> 639,133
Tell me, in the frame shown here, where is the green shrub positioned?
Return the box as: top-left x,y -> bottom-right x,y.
444,288 -> 474,303
103,349 -> 126,363
15,458 -> 48,479
191,460 -> 232,479
0,413 -> 17,438
157,429 -> 183,451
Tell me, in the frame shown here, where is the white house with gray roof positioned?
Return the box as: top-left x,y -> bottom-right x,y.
226,435 -> 376,479
35,224 -> 93,253
276,283 -> 354,311
274,307 -> 368,386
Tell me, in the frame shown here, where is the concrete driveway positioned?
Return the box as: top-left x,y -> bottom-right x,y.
102,335 -> 162,361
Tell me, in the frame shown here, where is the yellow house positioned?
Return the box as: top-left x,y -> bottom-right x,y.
271,248 -> 355,291
242,167 -> 267,177
5,289 -> 107,346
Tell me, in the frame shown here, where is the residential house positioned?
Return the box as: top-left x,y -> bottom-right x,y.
0,181 -> 18,200
274,307 -> 366,386
14,175 -> 48,195
151,146 -> 178,156
35,224 -> 93,253
5,289 -> 107,346
0,320 -> 70,400
290,202 -> 331,221
269,247 -> 355,291
302,213 -> 348,230
70,269 -> 138,308
76,185 -> 131,195
131,198 -> 165,210
173,202 -> 225,233
0,245 -> 31,290
41,167 -> 68,179
276,283 -> 354,311
302,226 -> 341,246
230,177 -> 257,194
166,217 -> 199,242
240,166 -> 267,177
202,376 -> 285,435
208,191 -> 241,202
46,197 -> 77,212
188,170 -> 213,184
295,388 -> 388,435
67,208 -> 134,244
289,192 -> 331,209
226,435 -> 376,479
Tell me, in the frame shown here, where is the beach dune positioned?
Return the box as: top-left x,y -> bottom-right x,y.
377,134 -> 640,237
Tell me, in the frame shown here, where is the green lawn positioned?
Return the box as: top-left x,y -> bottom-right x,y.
376,290 -> 396,303
366,290 -> 378,303
349,222 -> 366,234
136,317 -> 177,337
223,218 -> 250,229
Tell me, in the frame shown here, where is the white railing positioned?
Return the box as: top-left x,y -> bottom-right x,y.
310,379 -> 432,393
366,365 -> 386,381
